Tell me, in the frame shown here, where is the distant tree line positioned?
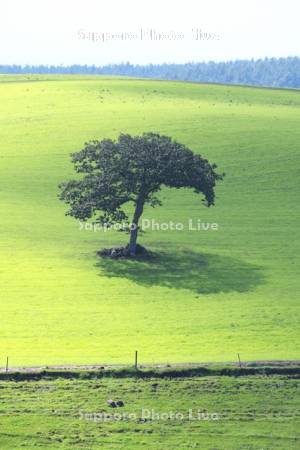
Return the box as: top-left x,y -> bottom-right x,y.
1,57 -> 300,88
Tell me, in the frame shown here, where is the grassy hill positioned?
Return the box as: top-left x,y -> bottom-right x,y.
0,75 -> 299,367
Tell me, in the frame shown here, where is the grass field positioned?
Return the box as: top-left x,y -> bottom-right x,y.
0,75 -> 299,367
0,373 -> 299,449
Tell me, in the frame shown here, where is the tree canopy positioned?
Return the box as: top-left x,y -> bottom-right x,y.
2,57 -> 300,88
59,133 -> 223,256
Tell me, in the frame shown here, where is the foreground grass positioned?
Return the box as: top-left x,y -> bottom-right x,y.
0,75 -> 299,365
0,374 -> 299,449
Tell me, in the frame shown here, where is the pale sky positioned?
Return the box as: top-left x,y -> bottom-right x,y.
1,0 -> 299,65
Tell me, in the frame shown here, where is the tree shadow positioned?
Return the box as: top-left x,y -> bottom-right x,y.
95,250 -> 264,295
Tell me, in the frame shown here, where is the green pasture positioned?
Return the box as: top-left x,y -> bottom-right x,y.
0,75 -> 299,366
0,374 -> 299,449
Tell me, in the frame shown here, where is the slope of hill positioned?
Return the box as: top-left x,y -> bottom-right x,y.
0,75 -> 299,366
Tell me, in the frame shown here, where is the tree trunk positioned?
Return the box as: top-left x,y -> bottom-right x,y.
128,194 -> 145,256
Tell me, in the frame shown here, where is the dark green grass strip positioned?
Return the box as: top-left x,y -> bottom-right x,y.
1,365 -> 300,381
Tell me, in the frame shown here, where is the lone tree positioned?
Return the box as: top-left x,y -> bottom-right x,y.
59,133 -> 223,256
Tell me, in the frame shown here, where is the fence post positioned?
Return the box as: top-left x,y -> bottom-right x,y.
6,356 -> 8,373
134,351 -> 138,370
237,353 -> 242,368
